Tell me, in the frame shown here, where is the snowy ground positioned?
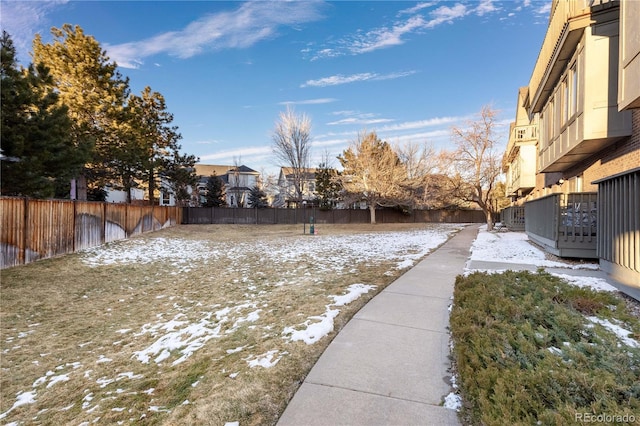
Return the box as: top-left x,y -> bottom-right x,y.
2,223 -> 636,423
1,224 -> 463,424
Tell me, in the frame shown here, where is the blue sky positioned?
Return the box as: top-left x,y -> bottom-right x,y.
1,0 -> 551,176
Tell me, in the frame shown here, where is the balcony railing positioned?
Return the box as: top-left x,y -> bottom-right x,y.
513,124 -> 538,142
505,124 -> 539,165
524,192 -> 597,258
500,206 -> 525,231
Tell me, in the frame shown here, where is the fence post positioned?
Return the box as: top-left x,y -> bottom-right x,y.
21,197 -> 27,265
102,202 -> 107,244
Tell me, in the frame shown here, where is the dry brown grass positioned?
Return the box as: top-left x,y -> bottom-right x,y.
1,223 -> 458,425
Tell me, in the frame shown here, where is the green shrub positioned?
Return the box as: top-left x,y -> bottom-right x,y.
450,271 -> 640,425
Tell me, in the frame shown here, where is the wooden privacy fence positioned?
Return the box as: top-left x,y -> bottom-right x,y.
183,207 -> 488,225
1,197 -> 182,269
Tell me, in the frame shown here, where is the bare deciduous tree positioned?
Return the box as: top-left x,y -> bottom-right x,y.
337,131 -> 410,224
271,107 -> 312,206
229,156 -> 245,207
396,141 -> 439,209
444,105 -> 503,230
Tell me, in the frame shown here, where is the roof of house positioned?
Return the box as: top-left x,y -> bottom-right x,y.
194,164 -> 259,177
194,164 -> 234,178
279,167 -> 318,179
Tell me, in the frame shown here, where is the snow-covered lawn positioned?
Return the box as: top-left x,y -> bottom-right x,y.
468,226 -> 600,269
0,223 -> 462,425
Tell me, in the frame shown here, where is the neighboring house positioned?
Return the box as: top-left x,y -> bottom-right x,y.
194,164 -> 260,207
105,185 -> 146,204
274,167 -> 318,208
105,180 -> 175,205
502,0 -> 639,287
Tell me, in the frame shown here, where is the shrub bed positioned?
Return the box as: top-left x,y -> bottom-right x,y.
450,270 -> 640,425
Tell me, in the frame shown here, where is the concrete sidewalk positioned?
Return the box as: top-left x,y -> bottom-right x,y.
277,225 -> 480,426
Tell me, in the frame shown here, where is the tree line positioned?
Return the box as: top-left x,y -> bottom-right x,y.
268,106 -> 508,229
1,26 -> 197,204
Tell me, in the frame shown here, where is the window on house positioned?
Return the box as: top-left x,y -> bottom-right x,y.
570,63 -> 577,117
547,98 -> 555,143
553,92 -> 562,136
162,191 -> 170,205
562,77 -> 569,125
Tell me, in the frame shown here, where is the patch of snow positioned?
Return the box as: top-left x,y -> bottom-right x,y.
552,274 -> 618,292
469,229 -> 598,270
246,350 -> 281,368
443,392 -> 462,411
46,374 -> 70,388
283,284 -> 376,345
548,346 -> 563,356
0,390 -> 37,419
283,308 -> 339,345
96,355 -> 112,364
587,316 -> 639,348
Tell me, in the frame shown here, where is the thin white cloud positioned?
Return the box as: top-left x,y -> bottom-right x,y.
105,1 -> 326,69
535,2 -> 552,16
199,145 -> 271,162
0,0 -> 68,61
350,15 -> 427,53
475,0 -> 499,17
377,115 -> 470,132
398,2 -> 437,15
301,70 -> 416,88
308,2 -> 473,60
327,117 -> 394,126
278,98 -> 337,106
424,3 -> 469,28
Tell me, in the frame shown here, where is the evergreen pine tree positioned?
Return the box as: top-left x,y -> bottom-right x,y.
1,31 -> 84,198
315,163 -> 341,210
204,173 -> 225,207
248,186 -> 269,208
32,24 -> 130,200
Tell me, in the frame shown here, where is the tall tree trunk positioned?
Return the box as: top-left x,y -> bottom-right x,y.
369,204 -> 376,224
485,209 -> 493,231
148,168 -> 155,205
77,174 -> 87,201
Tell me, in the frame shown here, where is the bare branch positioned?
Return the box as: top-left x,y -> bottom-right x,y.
272,106 -> 312,204
446,105 -> 504,230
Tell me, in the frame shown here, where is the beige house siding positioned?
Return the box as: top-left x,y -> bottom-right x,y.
618,0 -> 640,110
506,0 -> 639,287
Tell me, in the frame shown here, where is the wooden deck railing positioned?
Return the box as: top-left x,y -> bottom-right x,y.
524,192 -> 597,258
500,206 -> 526,231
